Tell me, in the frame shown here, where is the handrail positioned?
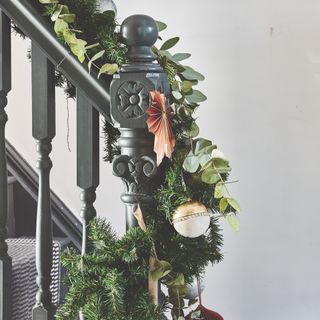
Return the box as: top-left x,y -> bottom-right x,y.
0,0 -> 112,122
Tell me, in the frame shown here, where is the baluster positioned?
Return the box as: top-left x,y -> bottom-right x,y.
0,11 -> 12,320
31,43 -> 56,320
76,91 -> 99,256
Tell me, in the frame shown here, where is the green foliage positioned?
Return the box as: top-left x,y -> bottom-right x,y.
56,219 -> 165,320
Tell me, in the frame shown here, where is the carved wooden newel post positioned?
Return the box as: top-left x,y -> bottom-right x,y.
111,15 -> 170,229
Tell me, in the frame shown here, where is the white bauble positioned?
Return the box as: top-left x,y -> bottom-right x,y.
172,201 -> 211,238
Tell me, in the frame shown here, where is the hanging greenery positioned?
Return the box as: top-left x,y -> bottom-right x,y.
23,0 -> 242,319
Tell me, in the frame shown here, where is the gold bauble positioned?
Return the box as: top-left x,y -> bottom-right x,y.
172,201 -> 211,238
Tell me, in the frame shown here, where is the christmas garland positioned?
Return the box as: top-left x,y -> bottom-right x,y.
21,1 -> 241,319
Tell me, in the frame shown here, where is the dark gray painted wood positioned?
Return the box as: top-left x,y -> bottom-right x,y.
110,15 -> 170,231
6,140 -> 82,249
77,91 -> 99,256
0,11 -> 12,320
0,0 -> 112,121
31,43 -> 55,320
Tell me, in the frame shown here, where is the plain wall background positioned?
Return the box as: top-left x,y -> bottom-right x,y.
5,0 -> 320,319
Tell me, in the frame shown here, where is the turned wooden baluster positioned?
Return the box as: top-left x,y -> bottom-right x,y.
77,91 -> 99,256
31,43 -> 56,320
0,11 -> 12,320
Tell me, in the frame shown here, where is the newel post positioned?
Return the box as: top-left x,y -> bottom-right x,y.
110,15 -> 170,229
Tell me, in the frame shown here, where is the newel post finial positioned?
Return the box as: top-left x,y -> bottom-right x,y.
121,14 -> 158,63
110,14 -> 170,230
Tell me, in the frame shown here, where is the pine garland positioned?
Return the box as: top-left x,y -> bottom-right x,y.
15,1 -> 242,318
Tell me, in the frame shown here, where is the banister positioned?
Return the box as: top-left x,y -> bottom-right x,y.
0,0 -> 112,122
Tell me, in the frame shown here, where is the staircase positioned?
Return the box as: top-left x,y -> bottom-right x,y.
0,0 -> 166,319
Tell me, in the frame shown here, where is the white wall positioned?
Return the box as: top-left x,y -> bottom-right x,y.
6,0 -> 320,319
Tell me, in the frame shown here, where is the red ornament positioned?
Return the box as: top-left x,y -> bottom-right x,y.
185,304 -> 224,320
146,90 -> 176,166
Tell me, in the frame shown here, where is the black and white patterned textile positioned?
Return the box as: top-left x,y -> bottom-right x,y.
7,238 -> 68,320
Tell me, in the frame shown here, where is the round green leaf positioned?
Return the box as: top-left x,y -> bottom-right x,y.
172,90 -> 183,100
201,167 -> 220,184
219,198 -> 228,212
172,53 -> 191,61
156,20 -> 167,32
181,66 -> 205,81
195,139 -> 212,155
227,198 -> 241,212
181,81 -> 193,94
185,90 -> 207,104
160,37 -> 180,50
226,214 -> 240,232
54,18 -> 68,37
98,63 -> 118,78
214,182 -> 229,199
183,152 -> 200,173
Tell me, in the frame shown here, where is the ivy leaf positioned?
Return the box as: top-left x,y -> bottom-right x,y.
156,20 -> 167,32
63,29 -> 77,44
59,14 -> 76,23
181,81 -> 193,94
160,37 -> 180,50
172,90 -> 183,100
88,50 -> 105,73
219,198 -> 228,212
201,167 -> 220,184
172,53 -> 191,61
226,214 -> 240,232
181,66 -> 205,81
51,5 -> 64,22
151,260 -> 172,281
214,182 -> 229,199
54,19 -> 68,37
70,38 -> 87,63
186,90 -> 207,104
227,198 -> 241,212
98,63 -> 118,78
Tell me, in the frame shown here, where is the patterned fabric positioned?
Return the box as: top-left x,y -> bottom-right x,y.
7,238 -> 66,320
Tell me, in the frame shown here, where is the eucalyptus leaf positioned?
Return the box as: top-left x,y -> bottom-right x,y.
98,63 -> 118,78
212,149 -> 228,160
158,50 -> 173,59
226,214 -> 240,232
172,53 -> 191,61
198,154 -> 212,166
172,90 -> 183,100
160,37 -> 180,50
181,81 -> 193,94
183,152 -> 200,173
186,90 -> 207,104
219,198 -> 228,212
181,66 -> 205,81
213,158 -> 231,172
195,139 -> 212,155
54,19 -> 68,37
214,182 -> 229,199
184,122 -> 199,138
201,167 -> 220,184
156,20 -> 167,32
227,198 -> 241,212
